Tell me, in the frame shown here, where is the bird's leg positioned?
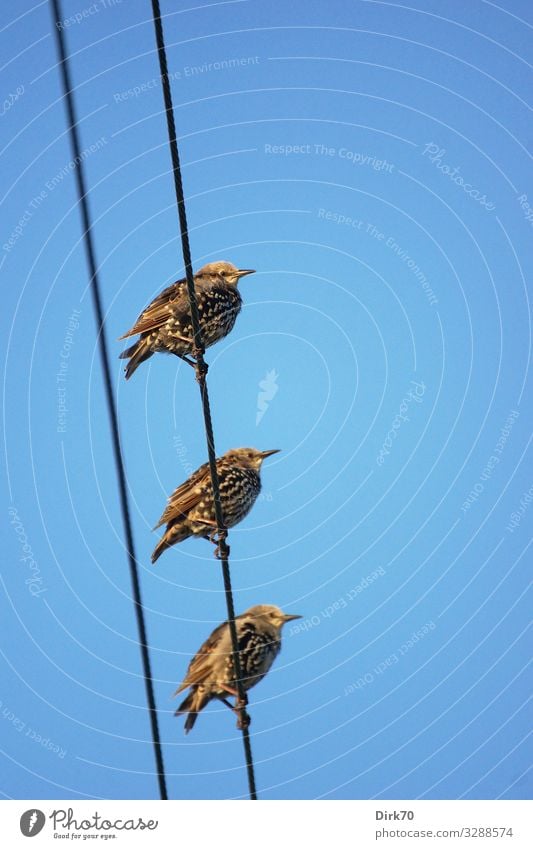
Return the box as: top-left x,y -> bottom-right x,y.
174,352 -> 197,368
171,335 -> 205,371
197,519 -> 218,530
213,528 -> 230,560
220,686 -> 250,729
198,521 -> 231,559
235,694 -> 250,730
191,344 -> 208,382
220,684 -> 240,698
170,334 -> 197,366
195,361 -> 209,383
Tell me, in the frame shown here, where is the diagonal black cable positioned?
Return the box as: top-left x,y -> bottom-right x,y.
50,0 -> 168,802
150,0 -> 258,800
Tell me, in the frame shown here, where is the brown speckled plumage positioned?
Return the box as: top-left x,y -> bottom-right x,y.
151,447 -> 280,563
175,604 -> 301,733
119,261 -> 255,379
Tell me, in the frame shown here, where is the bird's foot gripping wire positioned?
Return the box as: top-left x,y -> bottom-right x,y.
209,527 -> 230,560
176,352 -> 197,369
172,338 -> 198,369
192,346 -> 208,382
235,697 -> 251,731
220,688 -> 250,730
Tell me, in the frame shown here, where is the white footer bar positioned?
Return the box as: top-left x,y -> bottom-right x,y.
2,799 -> 531,848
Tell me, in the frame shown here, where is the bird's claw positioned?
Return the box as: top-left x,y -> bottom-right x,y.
234,696 -> 250,730
175,352 -> 197,368
210,528 -> 229,560
214,538 -> 230,560
192,347 -> 208,382
195,362 -> 209,382
236,710 -> 251,731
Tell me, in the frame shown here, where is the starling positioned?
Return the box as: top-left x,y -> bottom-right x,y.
119,261 -> 255,379
175,604 -> 301,733
151,447 -> 280,563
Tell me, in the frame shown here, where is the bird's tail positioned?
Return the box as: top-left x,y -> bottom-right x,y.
175,688 -> 210,734
151,523 -> 191,564
119,338 -> 153,380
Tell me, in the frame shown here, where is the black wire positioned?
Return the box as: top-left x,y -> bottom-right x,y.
150,0 -> 258,801
50,0 -> 168,802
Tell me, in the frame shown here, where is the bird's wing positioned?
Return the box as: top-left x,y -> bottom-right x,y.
174,619 -> 230,694
153,461 -> 211,529
118,278 -> 189,339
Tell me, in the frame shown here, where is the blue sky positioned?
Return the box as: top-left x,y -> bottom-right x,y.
1,0 -> 531,800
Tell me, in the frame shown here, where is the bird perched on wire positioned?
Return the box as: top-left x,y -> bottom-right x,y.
175,604 -> 301,733
151,447 -> 280,563
118,261 -> 255,379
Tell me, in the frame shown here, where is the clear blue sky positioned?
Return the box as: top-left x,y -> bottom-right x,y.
1,0 -> 531,800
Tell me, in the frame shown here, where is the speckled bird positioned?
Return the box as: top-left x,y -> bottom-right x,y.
175,604 -> 301,733
151,447 -> 280,563
119,261 -> 255,379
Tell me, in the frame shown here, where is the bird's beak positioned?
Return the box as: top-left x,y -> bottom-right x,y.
283,614 -> 302,622
237,269 -> 255,278
260,448 -> 281,459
